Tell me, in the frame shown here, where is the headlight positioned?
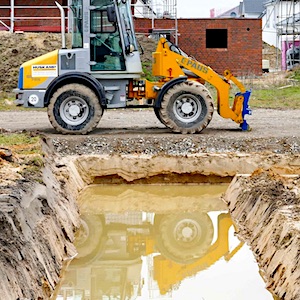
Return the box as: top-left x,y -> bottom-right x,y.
28,94 -> 39,105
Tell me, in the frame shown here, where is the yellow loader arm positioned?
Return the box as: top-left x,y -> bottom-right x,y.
152,37 -> 252,130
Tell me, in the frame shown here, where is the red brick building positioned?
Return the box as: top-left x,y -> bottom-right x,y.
135,18 -> 262,76
0,1 -> 262,75
0,0 -> 67,32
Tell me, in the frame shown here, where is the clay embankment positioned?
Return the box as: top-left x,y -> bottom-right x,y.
224,172 -> 300,300
0,143 -> 81,299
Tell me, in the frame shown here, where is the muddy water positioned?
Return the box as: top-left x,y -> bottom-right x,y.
53,185 -> 274,300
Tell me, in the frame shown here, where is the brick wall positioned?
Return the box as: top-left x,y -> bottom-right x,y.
135,18 -> 262,76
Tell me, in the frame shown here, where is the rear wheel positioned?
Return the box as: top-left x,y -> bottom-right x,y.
159,81 -> 214,134
72,214 -> 106,266
47,83 -> 103,134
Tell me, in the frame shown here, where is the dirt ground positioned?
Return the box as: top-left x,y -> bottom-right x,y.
0,32 -> 66,92
0,108 -> 300,154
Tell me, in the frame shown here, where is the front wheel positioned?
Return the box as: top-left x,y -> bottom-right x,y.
155,213 -> 214,264
159,81 -> 214,134
47,83 -> 103,134
154,107 -> 167,126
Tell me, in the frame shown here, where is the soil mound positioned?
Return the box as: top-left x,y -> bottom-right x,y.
0,32 -> 65,92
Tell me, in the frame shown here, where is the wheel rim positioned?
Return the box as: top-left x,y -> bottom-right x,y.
173,94 -> 202,123
173,218 -> 202,244
60,96 -> 90,126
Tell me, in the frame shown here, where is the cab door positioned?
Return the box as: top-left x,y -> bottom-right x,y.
90,0 -> 126,71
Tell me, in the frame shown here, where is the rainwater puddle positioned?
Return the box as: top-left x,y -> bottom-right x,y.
53,185 -> 274,300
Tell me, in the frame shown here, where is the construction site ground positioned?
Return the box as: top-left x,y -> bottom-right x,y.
0,31 -> 299,299
0,107 -> 299,299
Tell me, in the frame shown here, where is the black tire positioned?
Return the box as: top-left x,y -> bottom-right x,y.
47,83 -> 103,134
154,107 -> 167,126
159,81 -> 214,134
155,213 -> 214,264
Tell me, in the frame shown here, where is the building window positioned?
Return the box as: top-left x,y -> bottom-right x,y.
206,29 -> 228,48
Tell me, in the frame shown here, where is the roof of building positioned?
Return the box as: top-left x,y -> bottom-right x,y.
217,6 -> 240,18
243,0 -> 266,14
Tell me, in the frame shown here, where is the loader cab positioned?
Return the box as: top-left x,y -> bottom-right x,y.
69,0 -> 141,75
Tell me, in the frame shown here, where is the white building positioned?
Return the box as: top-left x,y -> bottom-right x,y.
216,0 -> 265,18
215,0 -> 300,70
263,0 -> 300,49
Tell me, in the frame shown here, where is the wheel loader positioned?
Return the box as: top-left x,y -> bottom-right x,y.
14,0 -> 252,134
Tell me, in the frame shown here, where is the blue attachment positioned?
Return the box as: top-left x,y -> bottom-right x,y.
235,90 -> 252,131
18,67 -> 24,89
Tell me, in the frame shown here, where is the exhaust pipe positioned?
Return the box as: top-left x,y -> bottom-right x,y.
55,1 -> 66,49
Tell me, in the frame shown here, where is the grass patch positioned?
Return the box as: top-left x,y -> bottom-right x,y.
250,86 -> 300,109
0,92 -> 45,111
0,133 -> 40,154
207,72 -> 300,109
0,92 -> 20,111
287,66 -> 300,81
142,61 -> 160,82
0,132 -> 44,184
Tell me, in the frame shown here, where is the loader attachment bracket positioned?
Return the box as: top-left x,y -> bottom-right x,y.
236,90 -> 252,131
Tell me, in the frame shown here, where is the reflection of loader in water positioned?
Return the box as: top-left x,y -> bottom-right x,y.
153,213 -> 242,294
55,186 -> 243,299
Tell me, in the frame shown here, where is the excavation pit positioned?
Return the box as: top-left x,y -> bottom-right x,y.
52,184 -> 275,300
53,150 -> 299,300
0,136 -> 299,300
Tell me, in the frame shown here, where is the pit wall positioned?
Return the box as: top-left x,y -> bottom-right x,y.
0,153 -> 83,299
66,153 -> 300,184
224,172 -> 300,300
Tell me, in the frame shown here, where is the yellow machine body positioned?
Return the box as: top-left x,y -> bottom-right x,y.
19,50 -> 58,90
149,37 -> 251,127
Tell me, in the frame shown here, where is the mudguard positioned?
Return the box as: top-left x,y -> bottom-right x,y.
44,72 -> 106,107
154,76 -> 187,108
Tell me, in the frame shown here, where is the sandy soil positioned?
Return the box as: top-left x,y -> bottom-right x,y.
0,32 -> 67,92
224,172 -> 300,300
